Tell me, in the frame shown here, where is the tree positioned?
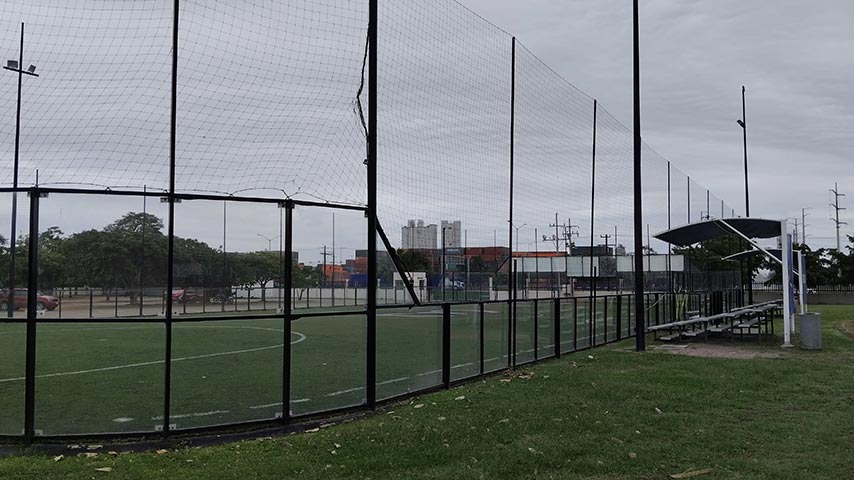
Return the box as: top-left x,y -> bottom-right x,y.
672,235 -> 749,290
760,243 -> 836,287
232,251 -> 280,300
174,237 -> 223,289
60,212 -> 168,302
398,249 -> 431,272
38,227 -> 66,289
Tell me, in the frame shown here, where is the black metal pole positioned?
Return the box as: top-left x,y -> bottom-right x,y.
282,201 -> 293,422
479,302 -> 484,374
589,99 -> 597,347
441,228 -> 446,300
221,201 -> 226,313
139,186 -> 147,317
7,23 -> 25,319
667,161 -> 673,299
366,0 -> 378,410
741,86 -> 750,218
23,187 -> 39,443
162,0 -> 179,435
633,0 -> 646,352
553,298 -> 560,358
741,86 -> 753,305
442,303 -> 451,388
279,206 -> 284,313
508,36 -> 516,367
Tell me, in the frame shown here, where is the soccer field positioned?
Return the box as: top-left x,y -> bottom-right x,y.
0,298 -> 630,437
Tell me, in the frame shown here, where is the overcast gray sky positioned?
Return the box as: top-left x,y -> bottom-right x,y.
459,0 -> 854,250
1,1 -> 851,264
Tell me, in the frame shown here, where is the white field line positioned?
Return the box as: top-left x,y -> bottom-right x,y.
377,376 -> 410,386
34,325 -> 288,335
0,331 -> 307,383
248,399 -> 309,410
152,410 -> 230,421
5,321 -> 602,422
325,386 -> 364,397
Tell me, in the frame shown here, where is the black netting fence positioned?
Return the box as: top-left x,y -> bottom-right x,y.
0,1 -> 750,441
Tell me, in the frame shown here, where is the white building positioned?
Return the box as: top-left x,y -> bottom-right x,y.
402,219 -> 437,249
440,220 -> 462,248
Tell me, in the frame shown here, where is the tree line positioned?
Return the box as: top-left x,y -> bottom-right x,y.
0,212 -> 322,300
673,233 -> 854,287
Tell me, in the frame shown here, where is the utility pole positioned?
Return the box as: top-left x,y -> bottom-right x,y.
830,182 -> 847,252
802,207 -> 810,246
793,218 -> 800,245
600,234 -> 611,255
546,215 -> 578,255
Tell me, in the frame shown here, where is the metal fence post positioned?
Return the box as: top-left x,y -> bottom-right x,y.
616,295 -> 622,341
508,36 -> 516,369
533,300 -> 538,360
365,0 -> 378,410
282,201 -> 293,422
161,0 -> 180,436
479,302 -> 484,375
23,187 -> 40,443
442,303 -> 451,388
573,296 -> 578,351
553,298 -> 560,358
604,296 -> 609,343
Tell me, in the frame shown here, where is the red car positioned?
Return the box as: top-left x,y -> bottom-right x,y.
168,289 -> 202,304
0,289 -> 59,312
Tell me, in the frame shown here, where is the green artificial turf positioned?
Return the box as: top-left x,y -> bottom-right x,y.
0,305 -> 851,479
0,300 -> 608,436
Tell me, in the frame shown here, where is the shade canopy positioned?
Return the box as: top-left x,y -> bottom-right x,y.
654,218 -> 782,247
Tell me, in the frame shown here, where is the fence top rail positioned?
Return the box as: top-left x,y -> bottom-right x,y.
0,187 -> 369,211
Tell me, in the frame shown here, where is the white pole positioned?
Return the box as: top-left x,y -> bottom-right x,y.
781,220 -> 793,348
797,250 -> 806,314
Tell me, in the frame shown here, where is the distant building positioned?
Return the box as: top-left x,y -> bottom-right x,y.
402,219 -> 437,249
440,220 -> 462,248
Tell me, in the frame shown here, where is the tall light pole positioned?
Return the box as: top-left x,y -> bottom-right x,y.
256,233 -> 279,252
738,86 -> 750,218
510,222 -> 527,256
3,23 -> 38,317
737,85 -> 753,304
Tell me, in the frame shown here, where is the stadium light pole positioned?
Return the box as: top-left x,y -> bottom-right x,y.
738,85 -> 753,304
3,23 -> 38,318
256,233 -> 280,252
510,222 -> 527,256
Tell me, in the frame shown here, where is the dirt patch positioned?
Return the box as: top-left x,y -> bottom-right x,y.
835,321 -> 854,339
651,343 -> 783,360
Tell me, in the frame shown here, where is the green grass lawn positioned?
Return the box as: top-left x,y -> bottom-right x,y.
0,305 -> 851,479
0,300 -> 610,436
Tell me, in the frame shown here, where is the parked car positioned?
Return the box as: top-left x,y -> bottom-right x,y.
0,289 -> 59,311
167,289 -> 202,304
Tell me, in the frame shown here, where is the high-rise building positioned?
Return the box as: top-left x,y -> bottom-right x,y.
401,219 -> 437,249
440,220 -> 462,248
